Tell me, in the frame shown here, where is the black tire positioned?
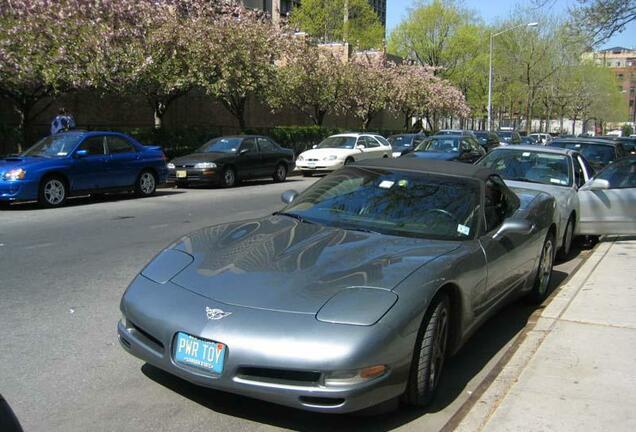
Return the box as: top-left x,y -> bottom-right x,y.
344,157 -> 355,165
273,163 -> 287,183
528,233 -> 555,304
38,176 -> 67,208
556,217 -> 574,260
221,166 -> 237,188
135,170 -> 157,197
403,294 -> 450,407
0,201 -> 10,209
302,171 -> 313,177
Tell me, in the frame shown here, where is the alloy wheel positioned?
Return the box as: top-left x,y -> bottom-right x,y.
538,239 -> 554,297
224,168 -> 236,187
44,179 -> 65,206
429,307 -> 448,389
139,172 -> 155,195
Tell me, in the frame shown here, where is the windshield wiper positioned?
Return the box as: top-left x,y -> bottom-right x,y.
272,211 -> 315,224
342,226 -> 382,235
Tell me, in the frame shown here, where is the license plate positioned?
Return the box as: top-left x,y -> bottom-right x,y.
174,332 -> 226,374
176,170 -> 187,178
307,163 -> 316,169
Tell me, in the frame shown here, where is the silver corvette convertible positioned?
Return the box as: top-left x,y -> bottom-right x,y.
118,159 -> 557,413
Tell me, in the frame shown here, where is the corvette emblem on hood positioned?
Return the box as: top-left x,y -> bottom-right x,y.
206,307 -> 231,320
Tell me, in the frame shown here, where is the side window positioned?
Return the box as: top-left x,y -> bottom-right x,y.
355,137 -> 366,148
241,138 -> 258,153
374,135 -> 390,147
365,136 -> 380,148
484,178 -> 506,232
107,136 -> 136,154
257,137 -> 276,153
78,136 -> 106,156
596,159 -> 636,189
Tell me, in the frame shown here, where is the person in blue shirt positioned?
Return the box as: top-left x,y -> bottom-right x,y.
50,107 -> 76,135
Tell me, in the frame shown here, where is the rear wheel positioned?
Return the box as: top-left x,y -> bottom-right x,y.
403,294 -> 450,407
135,170 -> 157,197
528,233 -> 555,303
222,167 -> 237,188
273,163 -> 287,183
556,217 -> 574,260
38,176 -> 67,208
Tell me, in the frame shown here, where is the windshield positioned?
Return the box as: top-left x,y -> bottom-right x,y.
22,134 -> 83,158
316,136 -> 357,149
416,137 -> 460,153
198,137 -> 242,153
388,135 -> 414,149
282,167 -> 479,241
478,149 -> 572,186
551,142 -> 616,167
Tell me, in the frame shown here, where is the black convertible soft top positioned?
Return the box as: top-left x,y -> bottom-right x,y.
353,158 -> 497,182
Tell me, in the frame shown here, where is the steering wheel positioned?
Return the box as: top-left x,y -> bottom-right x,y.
422,208 -> 459,225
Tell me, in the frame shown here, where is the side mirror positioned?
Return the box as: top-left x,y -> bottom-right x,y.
493,219 -> 534,240
74,149 -> 88,158
281,190 -> 299,204
239,148 -> 250,155
356,145 -> 365,150
581,178 -> 609,191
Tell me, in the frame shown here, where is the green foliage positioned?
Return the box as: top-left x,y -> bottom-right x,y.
570,0 -> 636,45
289,0 -> 384,49
622,124 -> 634,137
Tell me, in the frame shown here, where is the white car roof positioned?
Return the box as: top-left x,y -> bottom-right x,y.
331,133 -> 377,138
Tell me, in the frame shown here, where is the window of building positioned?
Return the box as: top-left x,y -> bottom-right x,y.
618,74 -> 624,80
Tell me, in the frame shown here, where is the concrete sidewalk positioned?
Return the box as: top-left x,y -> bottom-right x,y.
455,239 -> 636,432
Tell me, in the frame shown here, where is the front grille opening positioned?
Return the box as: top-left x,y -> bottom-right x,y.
299,396 -> 346,407
119,335 -> 132,349
129,321 -> 164,353
237,367 -> 321,385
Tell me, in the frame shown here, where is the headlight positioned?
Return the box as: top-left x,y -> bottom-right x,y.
3,168 -> 26,180
324,365 -> 387,386
167,162 -> 175,169
194,162 -> 217,169
323,155 -> 338,161
297,155 -> 304,161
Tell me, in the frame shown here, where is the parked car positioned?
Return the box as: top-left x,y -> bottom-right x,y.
387,133 -> 427,157
548,138 -> 629,171
472,131 -> 501,152
498,130 -> 522,145
529,133 -> 552,145
403,135 -> 485,163
118,158 -> 557,414
437,129 -> 477,138
577,156 -> 636,235
295,133 -> 391,176
520,135 -> 540,145
0,394 -> 23,432
613,137 -> 636,155
168,136 -> 294,188
0,131 -> 168,208
477,145 -> 596,259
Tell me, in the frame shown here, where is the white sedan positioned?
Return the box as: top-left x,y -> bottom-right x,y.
296,133 -> 392,176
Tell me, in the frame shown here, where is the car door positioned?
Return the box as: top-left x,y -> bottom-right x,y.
237,138 -> 262,178
477,177 -> 533,310
577,157 -> 636,235
257,137 -> 278,175
362,136 -> 383,159
106,135 -> 140,187
71,135 -> 110,191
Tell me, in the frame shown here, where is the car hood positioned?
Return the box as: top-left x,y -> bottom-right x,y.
405,151 -> 459,161
0,156 -> 57,174
171,152 -> 233,164
299,148 -> 353,159
169,216 -> 460,314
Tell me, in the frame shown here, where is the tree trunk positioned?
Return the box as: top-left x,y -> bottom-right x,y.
313,108 -> 327,127
153,104 -> 164,129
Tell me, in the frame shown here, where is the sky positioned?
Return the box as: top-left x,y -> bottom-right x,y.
386,0 -> 636,50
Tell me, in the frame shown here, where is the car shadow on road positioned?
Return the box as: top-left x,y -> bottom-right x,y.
140,267 -> 571,432
0,190 -> 185,211
173,177 -> 309,190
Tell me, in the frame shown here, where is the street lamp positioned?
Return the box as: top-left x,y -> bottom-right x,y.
487,22 -> 539,131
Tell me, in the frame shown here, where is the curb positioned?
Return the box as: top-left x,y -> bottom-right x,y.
441,241 -> 612,432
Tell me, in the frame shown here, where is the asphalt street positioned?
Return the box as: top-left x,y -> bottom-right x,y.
0,177 -> 589,432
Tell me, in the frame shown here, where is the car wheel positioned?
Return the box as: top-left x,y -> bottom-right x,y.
302,171 -> 313,177
135,170 -> 157,197
0,201 -> 10,209
528,233 -> 555,303
273,163 -> 287,183
557,217 -> 574,260
222,167 -> 237,188
344,157 -> 354,165
38,176 -> 67,208
403,294 -> 450,407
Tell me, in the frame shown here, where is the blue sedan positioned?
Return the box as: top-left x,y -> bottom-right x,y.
0,131 -> 168,207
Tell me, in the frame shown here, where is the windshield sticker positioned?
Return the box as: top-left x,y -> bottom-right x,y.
550,178 -> 566,185
379,180 -> 394,189
522,152 -> 531,157
57,152 -> 68,156
457,224 -> 470,236
398,179 -> 408,187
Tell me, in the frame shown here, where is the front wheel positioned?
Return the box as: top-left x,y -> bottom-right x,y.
556,217 -> 574,260
403,294 -> 450,407
273,163 -> 287,183
222,167 -> 237,188
39,176 -> 67,208
135,170 -> 157,197
528,233 -> 555,303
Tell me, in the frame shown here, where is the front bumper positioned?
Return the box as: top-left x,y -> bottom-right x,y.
296,160 -> 344,173
118,276 -> 411,413
0,179 -> 39,202
166,168 -> 221,185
